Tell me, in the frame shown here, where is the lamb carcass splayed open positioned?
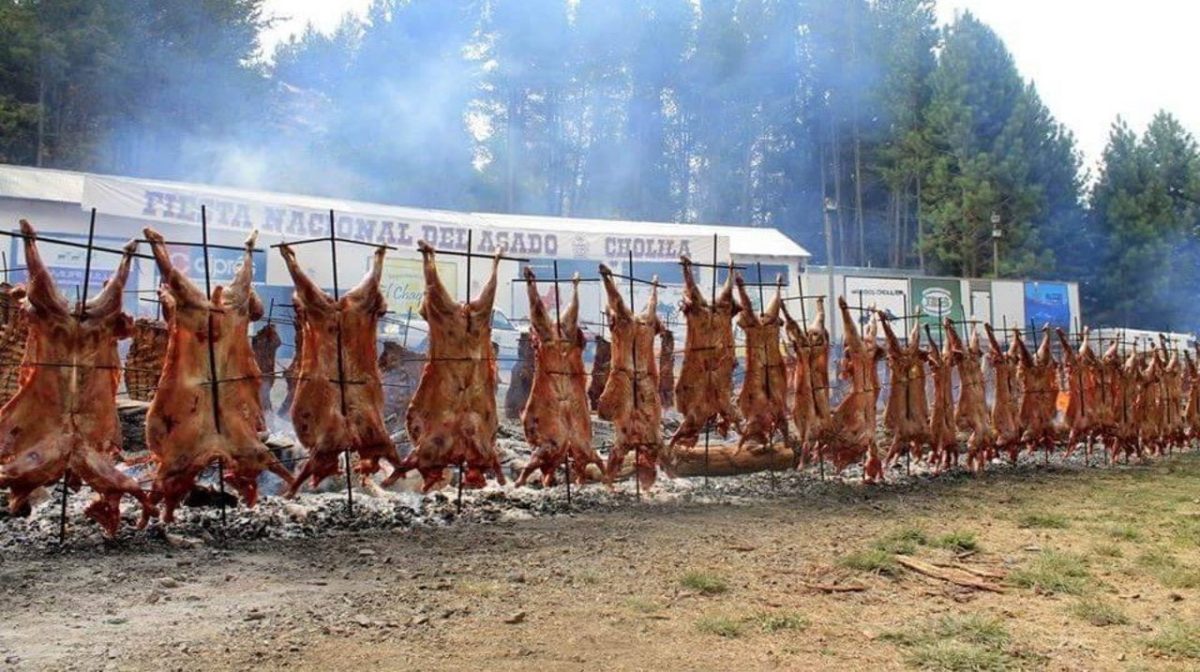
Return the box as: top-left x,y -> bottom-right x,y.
516,267 -> 604,486
668,257 -> 741,448
278,242 -> 401,495
144,228 -> 294,522
597,263 -> 665,489
399,240 -> 505,491
0,220 -> 154,536
733,274 -> 789,451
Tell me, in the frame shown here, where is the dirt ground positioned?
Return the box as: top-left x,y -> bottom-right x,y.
4,454 -> 1200,671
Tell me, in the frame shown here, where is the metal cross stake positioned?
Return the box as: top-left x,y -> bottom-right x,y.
628,249 -> 640,502
57,211 -> 99,544
199,206 -> 230,533
550,259 -> 572,507
323,210 -> 356,516
796,274 -> 824,481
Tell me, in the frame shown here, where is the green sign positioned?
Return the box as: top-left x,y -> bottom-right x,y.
910,278 -> 964,340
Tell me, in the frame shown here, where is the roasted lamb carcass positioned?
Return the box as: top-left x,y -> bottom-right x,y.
1137,348 -> 1165,456
0,305 -> 29,406
1183,350 -> 1200,441
877,312 -> 930,468
277,242 -> 402,495
946,323 -> 991,473
280,305 -> 304,416
983,324 -> 1021,463
812,297 -> 883,482
669,257 -> 741,448
926,322 -> 962,472
1158,336 -> 1186,450
781,303 -> 815,457
733,275 -> 790,452
251,322 -> 282,413
144,228 -> 294,521
0,220 -> 155,536
802,297 -> 834,465
516,268 -> 604,486
398,242 -> 505,491
1015,326 -> 1059,459
1108,344 -> 1142,461
1056,327 -> 1105,459
597,264 -> 665,489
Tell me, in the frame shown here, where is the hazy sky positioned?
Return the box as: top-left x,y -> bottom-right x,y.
260,0 -> 1198,176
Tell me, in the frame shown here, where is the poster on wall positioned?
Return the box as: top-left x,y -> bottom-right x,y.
1024,281 -> 1071,330
910,277 -> 965,337
9,232 -> 127,295
379,257 -> 457,338
843,277 -> 908,329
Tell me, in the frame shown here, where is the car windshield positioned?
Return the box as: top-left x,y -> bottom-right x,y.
492,310 -> 514,331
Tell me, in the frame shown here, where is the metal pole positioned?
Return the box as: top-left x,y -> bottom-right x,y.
200,206 -> 228,531
628,249 -> 640,501
402,306 -> 413,348
458,230 -> 473,514
823,200 -> 836,344
705,234 -> 717,488
328,210 -> 353,515
797,273 -> 823,481
553,259 -> 570,505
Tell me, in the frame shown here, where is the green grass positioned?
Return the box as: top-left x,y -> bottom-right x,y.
1106,524 -> 1142,542
680,571 -> 729,596
1009,550 -> 1092,595
873,528 -> 929,555
933,531 -> 980,553
749,611 -> 809,633
1135,547 -> 1178,569
1144,621 -> 1200,659
885,614 -> 1019,672
839,548 -> 899,575
696,615 -> 743,638
1090,543 -> 1124,559
1069,597 -> 1130,627
1018,512 -> 1070,529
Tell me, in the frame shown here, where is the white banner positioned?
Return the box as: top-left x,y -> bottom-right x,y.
81,175 -> 724,264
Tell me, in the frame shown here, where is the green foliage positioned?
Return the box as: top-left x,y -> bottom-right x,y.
873,528 -> 929,555
1018,512 -> 1070,529
749,611 -> 809,634
1009,550 -> 1092,595
1069,597 -> 1130,627
839,548 -> 899,575
934,531 -> 980,552
1144,621 -> 1200,659
885,614 -> 1019,672
680,571 -> 729,595
695,615 -> 743,638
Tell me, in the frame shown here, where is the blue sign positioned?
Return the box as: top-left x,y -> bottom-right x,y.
160,244 -> 267,285
1024,281 -> 1071,329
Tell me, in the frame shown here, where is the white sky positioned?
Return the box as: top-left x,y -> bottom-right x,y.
260,0 -> 1199,176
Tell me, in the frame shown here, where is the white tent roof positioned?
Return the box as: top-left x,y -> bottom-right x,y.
0,163 -> 810,260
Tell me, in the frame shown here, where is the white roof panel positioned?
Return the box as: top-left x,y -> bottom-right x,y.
0,164 -> 810,259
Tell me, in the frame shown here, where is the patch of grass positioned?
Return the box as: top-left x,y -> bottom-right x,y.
1144,621 -> 1200,659
839,548 -> 898,575
873,528 -> 928,555
1153,566 -> 1200,590
624,597 -> 659,614
696,615 -> 743,638
1069,597 -> 1130,627
749,611 -> 809,633
1136,548 -> 1178,569
576,571 -> 601,585
455,580 -> 500,597
933,531 -> 980,553
680,571 -> 729,595
1009,550 -> 1092,595
905,641 -> 1014,672
886,615 -> 1017,672
1018,512 -> 1070,529
1106,524 -> 1142,542
1090,543 -> 1124,559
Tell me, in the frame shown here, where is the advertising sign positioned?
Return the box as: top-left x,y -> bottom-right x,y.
380,257 -> 457,336
843,276 -> 908,328
910,278 -> 965,334
9,232 -> 127,294
160,243 -> 267,285
1024,281 -> 1071,330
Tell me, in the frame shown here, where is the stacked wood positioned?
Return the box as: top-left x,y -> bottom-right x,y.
504,331 -> 534,421
378,340 -> 425,432
0,308 -> 28,406
251,323 -> 282,412
587,335 -> 611,411
123,318 -> 168,401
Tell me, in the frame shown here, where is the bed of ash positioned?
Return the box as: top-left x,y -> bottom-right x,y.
0,413 -> 1106,554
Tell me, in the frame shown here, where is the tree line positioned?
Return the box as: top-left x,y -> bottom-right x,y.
0,0 -> 1196,330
